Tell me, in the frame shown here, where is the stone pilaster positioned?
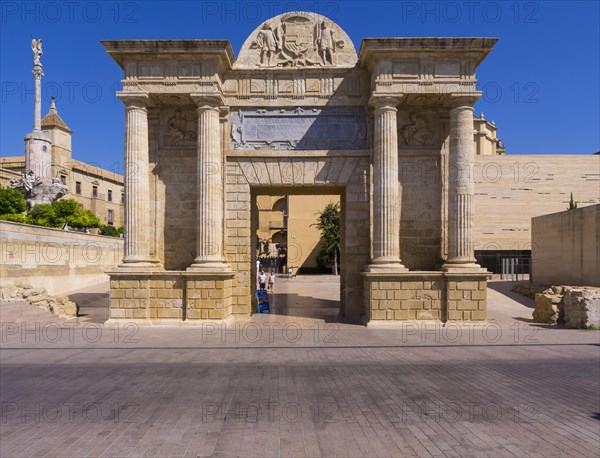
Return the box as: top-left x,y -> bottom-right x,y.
443,105 -> 480,271
188,95 -> 230,272
367,96 -> 407,272
118,92 -> 160,269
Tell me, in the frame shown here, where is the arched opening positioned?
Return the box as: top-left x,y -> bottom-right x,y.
251,187 -> 345,323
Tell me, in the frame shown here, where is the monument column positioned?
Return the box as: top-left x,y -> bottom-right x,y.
443,104 -> 480,271
367,96 -> 407,272
118,92 -> 159,268
24,38 -> 52,179
188,95 -> 230,271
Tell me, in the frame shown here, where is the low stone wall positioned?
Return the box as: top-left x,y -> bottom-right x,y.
0,221 -> 123,295
362,272 -> 489,322
531,204 -> 600,287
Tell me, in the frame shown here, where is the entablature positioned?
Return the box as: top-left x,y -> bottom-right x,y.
358,37 -> 497,102
102,40 -> 234,94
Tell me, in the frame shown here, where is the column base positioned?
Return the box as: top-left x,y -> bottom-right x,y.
187,261 -> 232,273
366,257 -> 408,273
441,262 -> 487,273
116,260 -> 163,271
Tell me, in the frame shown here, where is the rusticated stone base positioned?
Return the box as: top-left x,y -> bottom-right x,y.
362,271 -> 489,322
107,270 -> 235,324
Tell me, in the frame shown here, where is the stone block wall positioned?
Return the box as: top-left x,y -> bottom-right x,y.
363,272 -> 488,322
0,221 -> 123,295
473,155 -> 600,251
531,204 -> 599,287
109,272 -> 234,323
186,277 -> 233,320
445,275 -> 488,321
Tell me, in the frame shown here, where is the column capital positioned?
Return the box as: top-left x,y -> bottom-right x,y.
117,91 -> 150,108
369,95 -> 403,111
190,93 -> 225,109
448,95 -> 478,109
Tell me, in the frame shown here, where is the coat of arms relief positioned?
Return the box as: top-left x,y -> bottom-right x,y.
236,12 -> 357,69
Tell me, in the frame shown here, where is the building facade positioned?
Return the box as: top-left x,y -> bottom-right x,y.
103,12 -> 498,324
0,99 -> 124,227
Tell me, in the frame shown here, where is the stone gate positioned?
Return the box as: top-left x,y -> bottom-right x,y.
103,12 -> 494,324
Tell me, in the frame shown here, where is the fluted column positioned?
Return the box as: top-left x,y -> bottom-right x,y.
367,97 -> 407,272
188,96 -> 230,271
443,105 -> 480,271
118,92 -> 158,268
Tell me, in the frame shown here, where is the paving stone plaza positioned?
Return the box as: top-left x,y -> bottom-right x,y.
1,277 -> 600,457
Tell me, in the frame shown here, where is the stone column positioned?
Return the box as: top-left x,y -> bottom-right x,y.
367,96 -> 407,272
443,105 -> 480,271
118,92 -> 159,268
188,96 -> 230,271
24,56 -> 52,178
33,66 -> 42,132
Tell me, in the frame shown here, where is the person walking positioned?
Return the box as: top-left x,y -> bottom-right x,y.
268,272 -> 276,292
258,271 -> 267,290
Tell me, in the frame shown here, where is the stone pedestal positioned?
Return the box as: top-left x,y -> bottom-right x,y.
107,271 -> 235,325
367,96 -> 407,273
363,271 -> 489,322
117,92 -> 160,269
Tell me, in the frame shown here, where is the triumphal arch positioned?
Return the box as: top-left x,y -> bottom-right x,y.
103,12 -> 495,324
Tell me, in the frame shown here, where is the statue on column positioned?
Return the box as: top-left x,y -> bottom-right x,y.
12,39 -> 69,207
31,39 -> 43,66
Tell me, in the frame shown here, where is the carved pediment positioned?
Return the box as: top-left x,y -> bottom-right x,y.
235,12 -> 357,69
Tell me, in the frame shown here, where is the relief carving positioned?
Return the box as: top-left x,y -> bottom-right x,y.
237,12 -> 357,69
400,112 -> 435,146
166,109 -> 196,144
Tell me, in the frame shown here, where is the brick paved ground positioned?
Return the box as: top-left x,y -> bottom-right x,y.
1,277 -> 599,457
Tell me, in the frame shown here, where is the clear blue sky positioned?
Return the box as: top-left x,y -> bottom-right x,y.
1,0 -> 599,171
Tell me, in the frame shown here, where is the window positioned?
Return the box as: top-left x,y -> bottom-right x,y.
107,210 -> 114,225
75,181 -> 81,195
108,190 -> 113,202
60,175 -> 66,185
121,192 -> 125,204
92,186 -> 98,198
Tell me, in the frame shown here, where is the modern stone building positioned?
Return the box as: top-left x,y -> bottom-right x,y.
103,12 -> 501,324
0,99 -> 125,227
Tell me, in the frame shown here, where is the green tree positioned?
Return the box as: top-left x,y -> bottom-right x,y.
0,213 -> 26,223
0,187 -> 27,215
24,198 -> 102,229
26,204 -> 57,227
66,207 -> 102,229
568,192 -> 578,210
312,202 -> 341,275
100,225 -> 124,237
52,199 -> 82,225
